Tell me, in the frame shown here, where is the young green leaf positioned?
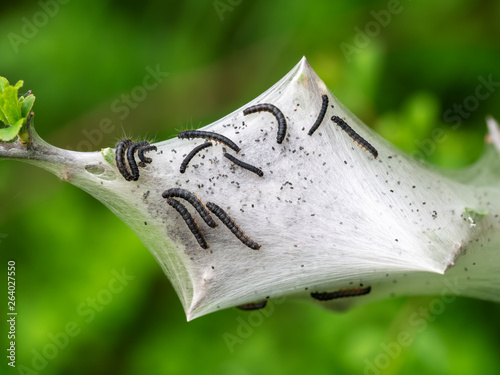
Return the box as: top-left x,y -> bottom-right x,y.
0,86 -> 22,124
0,77 -> 9,92
20,95 -> 36,118
0,118 -> 25,142
0,76 -> 35,142
14,80 -> 24,90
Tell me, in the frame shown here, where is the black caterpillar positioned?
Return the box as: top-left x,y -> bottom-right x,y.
127,141 -> 149,179
205,202 -> 261,250
116,139 -> 134,181
237,300 -> 268,310
223,153 -> 263,177
331,116 -> 378,158
311,286 -> 371,301
162,188 -> 217,228
138,145 -> 158,165
115,139 -> 157,181
243,103 -> 287,144
166,198 -> 208,249
308,94 -> 329,136
180,142 -> 213,173
178,130 -> 240,153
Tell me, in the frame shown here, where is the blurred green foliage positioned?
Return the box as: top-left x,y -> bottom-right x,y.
1,0 -> 500,374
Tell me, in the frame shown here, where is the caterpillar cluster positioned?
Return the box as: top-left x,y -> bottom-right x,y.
311,286 -> 371,301
109,89 -> 385,316
121,93 -> 379,255
115,139 -> 157,181
162,188 -> 217,229
166,198 -> 208,249
178,103 -> 287,175
177,130 -> 264,177
162,188 -> 261,250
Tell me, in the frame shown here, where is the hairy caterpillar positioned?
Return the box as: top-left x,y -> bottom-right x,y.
180,142 -> 213,173
205,201 -> 261,250
308,94 -> 329,136
178,130 -> 240,153
162,188 -> 217,228
237,300 -> 267,310
243,103 -> 287,144
331,116 -> 378,158
311,286 -> 371,301
115,139 -> 134,181
127,141 -> 149,181
138,145 -> 158,164
115,139 -> 156,181
223,153 -> 263,177
166,198 -> 208,249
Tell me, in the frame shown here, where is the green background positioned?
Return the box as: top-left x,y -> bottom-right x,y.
1,0 -> 500,374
